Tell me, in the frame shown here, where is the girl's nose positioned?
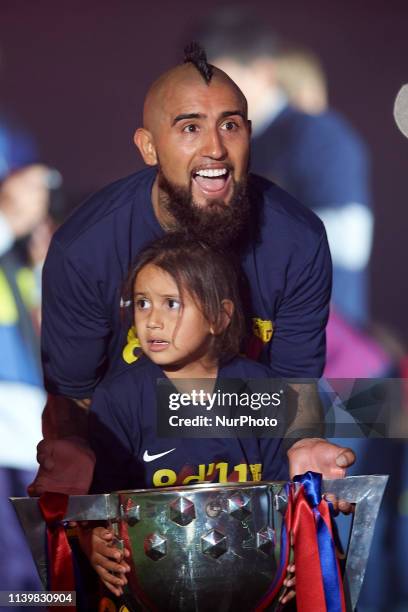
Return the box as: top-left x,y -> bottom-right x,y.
146,309 -> 164,329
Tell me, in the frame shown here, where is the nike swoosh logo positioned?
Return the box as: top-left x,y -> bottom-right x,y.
143,448 -> 176,462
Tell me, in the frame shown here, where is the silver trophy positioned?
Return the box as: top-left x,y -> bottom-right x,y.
11,475 -> 387,611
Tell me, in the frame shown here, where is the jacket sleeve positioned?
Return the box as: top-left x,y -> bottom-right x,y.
268,229 -> 332,378
41,237 -> 111,398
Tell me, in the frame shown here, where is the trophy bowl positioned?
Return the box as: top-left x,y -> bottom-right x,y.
111,481 -> 287,612
11,475 -> 388,612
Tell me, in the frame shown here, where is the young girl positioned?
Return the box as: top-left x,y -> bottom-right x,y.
84,233 -> 294,601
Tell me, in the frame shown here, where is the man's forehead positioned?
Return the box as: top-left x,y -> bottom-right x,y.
163,79 -> 245,120
143,64 -> 246,129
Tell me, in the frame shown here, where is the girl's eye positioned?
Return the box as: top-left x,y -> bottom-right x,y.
183,124 -> 199,133
167,298 -> 181,310
136,298 -> 150,310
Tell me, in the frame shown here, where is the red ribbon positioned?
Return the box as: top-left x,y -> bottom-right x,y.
291,481 -> 346,612
38,492 -> 76,610
292,487 -> 327,611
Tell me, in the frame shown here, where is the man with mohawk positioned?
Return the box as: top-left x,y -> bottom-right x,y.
30,43 -> 355,497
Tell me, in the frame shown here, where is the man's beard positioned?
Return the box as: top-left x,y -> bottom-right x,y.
157,169 -> 250,249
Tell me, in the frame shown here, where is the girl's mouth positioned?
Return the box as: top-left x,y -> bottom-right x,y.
148,339 -> 170,352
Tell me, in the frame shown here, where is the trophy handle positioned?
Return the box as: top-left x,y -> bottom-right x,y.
10,492 -> 119,588
322,474 -> 388,611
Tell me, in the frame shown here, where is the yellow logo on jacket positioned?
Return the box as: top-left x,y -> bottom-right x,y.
122,326 -> 142,364
252,317 -> 273,343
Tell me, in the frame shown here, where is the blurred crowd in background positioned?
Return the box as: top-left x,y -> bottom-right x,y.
0,2 -> 407,611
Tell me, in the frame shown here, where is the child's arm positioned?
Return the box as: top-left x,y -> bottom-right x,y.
79,525 -> 131,597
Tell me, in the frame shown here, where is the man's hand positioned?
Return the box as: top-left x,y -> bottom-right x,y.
78,526 -> 130,597
28,395 -> 94,496
288,437 -> 355,479
27,438 -> 95,496
287,438 -> 355,514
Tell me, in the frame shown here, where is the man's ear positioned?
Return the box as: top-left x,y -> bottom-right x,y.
134,128 -> 158,166
211,299 -> 234,335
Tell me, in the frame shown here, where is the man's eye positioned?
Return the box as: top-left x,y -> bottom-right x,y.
221,121 -> 238,131
136,298 -> 150,310
167,298 -> 181,310
183,124 -> 199,133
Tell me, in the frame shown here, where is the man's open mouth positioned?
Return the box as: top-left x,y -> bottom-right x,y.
192,167 -> 231,195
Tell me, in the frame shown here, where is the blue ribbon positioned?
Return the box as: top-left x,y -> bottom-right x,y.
294,472 -> 343,612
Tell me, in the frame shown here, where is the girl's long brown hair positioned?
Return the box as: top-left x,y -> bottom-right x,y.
123,232 -> 245,363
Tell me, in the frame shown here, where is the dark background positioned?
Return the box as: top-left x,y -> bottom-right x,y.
0,0 -> 407,342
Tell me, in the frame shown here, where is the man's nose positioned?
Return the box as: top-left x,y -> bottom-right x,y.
201,127 -> 227,159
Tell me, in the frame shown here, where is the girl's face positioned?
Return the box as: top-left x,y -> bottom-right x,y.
134,263 -> 216,377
